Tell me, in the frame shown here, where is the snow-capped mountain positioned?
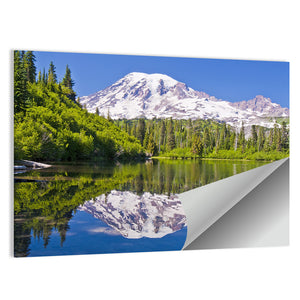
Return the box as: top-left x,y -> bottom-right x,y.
79,72 -> 289,128
78,190 -> 186,239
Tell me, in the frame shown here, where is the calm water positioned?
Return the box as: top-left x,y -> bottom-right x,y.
14,159 -> 267,257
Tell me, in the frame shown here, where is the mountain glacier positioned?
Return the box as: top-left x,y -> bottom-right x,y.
79,72 -> 289,128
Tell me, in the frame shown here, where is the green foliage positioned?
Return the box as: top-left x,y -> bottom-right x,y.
167,118 -> 176,151
114,117 -> 289,161
61,64 -> 76,101
14,50 -> 28,113
14,167 -> 139,256
14,51 -> 143,162
136,118 -> 146,144
47,61 -> 57,84
23,51 -> 36,83
146,133 -> 158,156
14,51 -> 289,163
192,135 -> 203,157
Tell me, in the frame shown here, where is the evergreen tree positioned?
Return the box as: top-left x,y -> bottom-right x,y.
143,131 -> 149,149
24,51 -> 36,83
14,50 -> 28,113
238,123 -> 246,153
47,61 -> 57,84
61,65 -> 74,89
146,133 -> 158,156
281,121 -> 289,150
159,121 -> 166,151
167,119 -> 176,151
186,119 -> 193,148
37,71 -> 42,83
229,131 -> 236,150
215,127 -> 220,152
251,125 -> 258,148
219,123 -> 227,150
257,126 -> 265,151
273,124 -> 282,151
192,135 -> 203,157
42,68 -> 47,85
265,128 -> 274,151
136,118 -> 146,144
61,64 -> 76,101
131,122 -> 136,137
203,127 -> 210,154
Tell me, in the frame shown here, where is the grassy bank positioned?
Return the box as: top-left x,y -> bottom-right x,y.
153,148 -> 289,161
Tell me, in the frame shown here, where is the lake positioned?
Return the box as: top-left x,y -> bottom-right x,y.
14,159 -> 268,257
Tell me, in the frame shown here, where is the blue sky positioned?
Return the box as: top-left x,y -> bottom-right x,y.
34,51 -> 289,108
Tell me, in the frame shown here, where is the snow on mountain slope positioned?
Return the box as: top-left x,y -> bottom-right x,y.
78,190 -> 186,239
79,72 -> 289,128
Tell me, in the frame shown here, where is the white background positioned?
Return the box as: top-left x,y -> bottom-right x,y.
1,1 -> 299,299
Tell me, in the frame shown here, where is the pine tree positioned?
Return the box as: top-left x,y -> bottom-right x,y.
42,68 -> 47,85
143,131 -> 149,149
215,127 -> 220,152
229,131 -> 236,150
257,126 -> 265,151
225,125 -> 232,150
238,123 -> 246,153
167,119 -> 176,151
61,65 -> 76,100
203,127 -> 210,154
266,128 -> 274,151
136,118 -> 146,145
24,51 -> 36,83
251,125 -> 258,148
37,71 -> 42,83
61,65 -> 74,89
186,119 -> 192,148
273,124 -> 282,151
281,121 -> 289,150
47,61 -> 57,84
14,50 -> 28,113
219,123 -> 227,150
131,122 -> 136,137
159,121 -> 166,151
192,135 -> 203,157
147,133 -> 158,156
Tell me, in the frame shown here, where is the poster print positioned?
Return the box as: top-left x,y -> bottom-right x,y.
14,51 -> 289,257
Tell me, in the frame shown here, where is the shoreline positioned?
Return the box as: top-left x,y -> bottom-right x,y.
14,160 -> 52,174
151,156 -> 281,162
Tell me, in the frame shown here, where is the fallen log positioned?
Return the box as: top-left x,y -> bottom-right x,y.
14,160 -> 52,169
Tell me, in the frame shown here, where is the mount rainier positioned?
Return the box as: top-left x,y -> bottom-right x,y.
78,190 -> 186,239
79,72 -> 289,128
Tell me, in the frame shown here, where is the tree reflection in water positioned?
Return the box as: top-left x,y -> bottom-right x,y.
14,159 -> 267,256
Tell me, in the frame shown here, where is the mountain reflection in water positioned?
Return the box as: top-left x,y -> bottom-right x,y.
79,190 -> 186,239
14,159 -> 268,256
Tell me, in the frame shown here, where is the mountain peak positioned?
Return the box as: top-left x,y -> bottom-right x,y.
79,72 -> 289,127
124,72 -> 179,88
252,95 -> 272,103
230,95 -> 288,117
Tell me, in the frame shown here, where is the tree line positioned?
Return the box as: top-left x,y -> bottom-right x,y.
112,117 -> 289,160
